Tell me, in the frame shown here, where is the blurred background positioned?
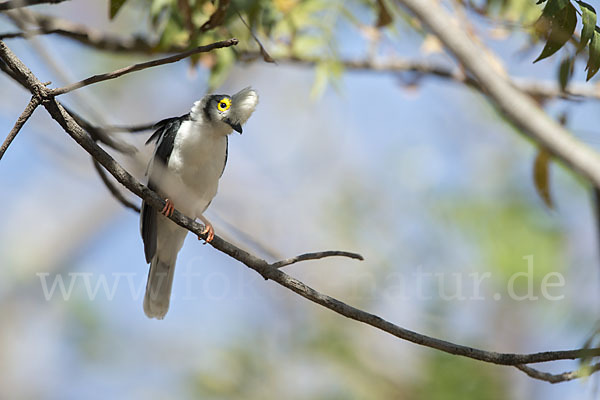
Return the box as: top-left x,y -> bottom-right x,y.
1,0 -> 599,398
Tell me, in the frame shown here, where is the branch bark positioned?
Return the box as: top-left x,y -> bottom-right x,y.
396,0 -> 600,189
6,9 -> 600,102
2,8 -> 161,52
92,159 -> 140,213
199,0 -> 230,32
515,363 -> 600,384
5,17 -> 599,102
3,1 -> 230,48
64,106 -> 138,154
239,52 -> 600,101
272,251 -> 364,268
0,0 -> 66,11
1,39 -> 599,384
34,96 -> 600,367
0,95 -> 38,160
51,38 -> 239,95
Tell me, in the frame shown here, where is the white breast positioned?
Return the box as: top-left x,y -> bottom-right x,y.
167,120 -> 227,218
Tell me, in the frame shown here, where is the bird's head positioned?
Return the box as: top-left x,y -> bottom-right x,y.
192,87 -> 258,134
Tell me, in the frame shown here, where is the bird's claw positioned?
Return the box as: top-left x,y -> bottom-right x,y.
198,223 -> 214,244
161,198 -> 175,217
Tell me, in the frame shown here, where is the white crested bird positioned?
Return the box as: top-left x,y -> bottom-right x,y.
140,87 -> 258,319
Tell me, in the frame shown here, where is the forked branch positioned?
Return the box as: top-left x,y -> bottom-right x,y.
0,35 -> 598,384
0,0 -> 66,11
51,38 -> 239,95
0,95 -> 38,161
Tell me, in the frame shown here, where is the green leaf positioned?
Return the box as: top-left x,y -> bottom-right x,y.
109,0 -> 127,19
310,59 -> 343,99
586,29 -> 600,80
375,0 -> 392,28
541,0 -> 569,18
578,1 -> 597,51
534,3 -> 577,63
558,55 -> 574,90
533,148 -> 554,209
311,62 -> 330,99
157,16 -> 188,50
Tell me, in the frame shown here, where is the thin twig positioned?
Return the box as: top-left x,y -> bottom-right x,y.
235,10 -> 275,63
515,363 -> 600,384
1,56 -> 142,153
2,36 -> 600,383
0,29 -> 39,39
64,106 -> 138,154
6,7 -> 142,153
3,38 -> 599,368
41,93 -> 600,367
51,38 -> 239,95
0,53 -> 27,87
2,8 -> 161,52
2,8 -> 174,53
200,0 -> 230,32
271,251 -> 364,269
5,10 -> 600,101
92,159 -> 140,212
238,52 -> 600,101
0,0 -> 66,11
90,163 -> 286,259
0,27 -> 157,52
210,211 -> 284,260
101,122 -> 155,133
0,95 -> 38,161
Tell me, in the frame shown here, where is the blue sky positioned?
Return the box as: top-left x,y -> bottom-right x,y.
1,1 -> 600,398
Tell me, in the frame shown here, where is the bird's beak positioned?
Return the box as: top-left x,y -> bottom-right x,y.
225,119 -> 243,134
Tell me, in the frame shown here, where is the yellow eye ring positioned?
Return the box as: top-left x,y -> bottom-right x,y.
217,98 -> 231,112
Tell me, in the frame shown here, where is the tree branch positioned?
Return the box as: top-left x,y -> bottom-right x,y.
0,27 -> 159,52
64,106 -> 138,154
100,121 -> 155,133
0,0 -> 66,11
1,40 -> 600,383
235,11 -> 275,63
0,94 -> 38,161
5,10 -> 598,103
6,10 -> 600,102
1,60 -> 143,152
92,159 -> 140,213
38,94 -> 600,367
272,251 -> 364,268
238,52 -> 600,101
199,0 -> 230,32
515,363 -> 600,384
2,8 -> 162,52
3,8 -> 178,52
51,38 -> 239,95
396,0 -> 600,192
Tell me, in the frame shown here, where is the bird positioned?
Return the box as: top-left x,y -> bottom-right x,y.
140,87 -> 258,319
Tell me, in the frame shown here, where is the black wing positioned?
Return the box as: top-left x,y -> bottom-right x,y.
221,135 -> 228,177
145,114 -> 189,146
140,113 -> 190,263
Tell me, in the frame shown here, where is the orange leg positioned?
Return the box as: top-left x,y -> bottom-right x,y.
198,215 -> 214,244
160,198 -> 175,217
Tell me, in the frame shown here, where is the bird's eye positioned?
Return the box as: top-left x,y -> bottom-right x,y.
217,98 -> 231,112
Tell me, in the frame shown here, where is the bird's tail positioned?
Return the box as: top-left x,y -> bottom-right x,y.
143,255 -> 177,319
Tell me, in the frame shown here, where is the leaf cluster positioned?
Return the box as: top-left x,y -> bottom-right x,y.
107,0 -> 394,92
535,0 -> 600,81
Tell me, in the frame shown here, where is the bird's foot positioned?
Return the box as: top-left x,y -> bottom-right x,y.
198,221 -> 214,244
161,198 -> 175,217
